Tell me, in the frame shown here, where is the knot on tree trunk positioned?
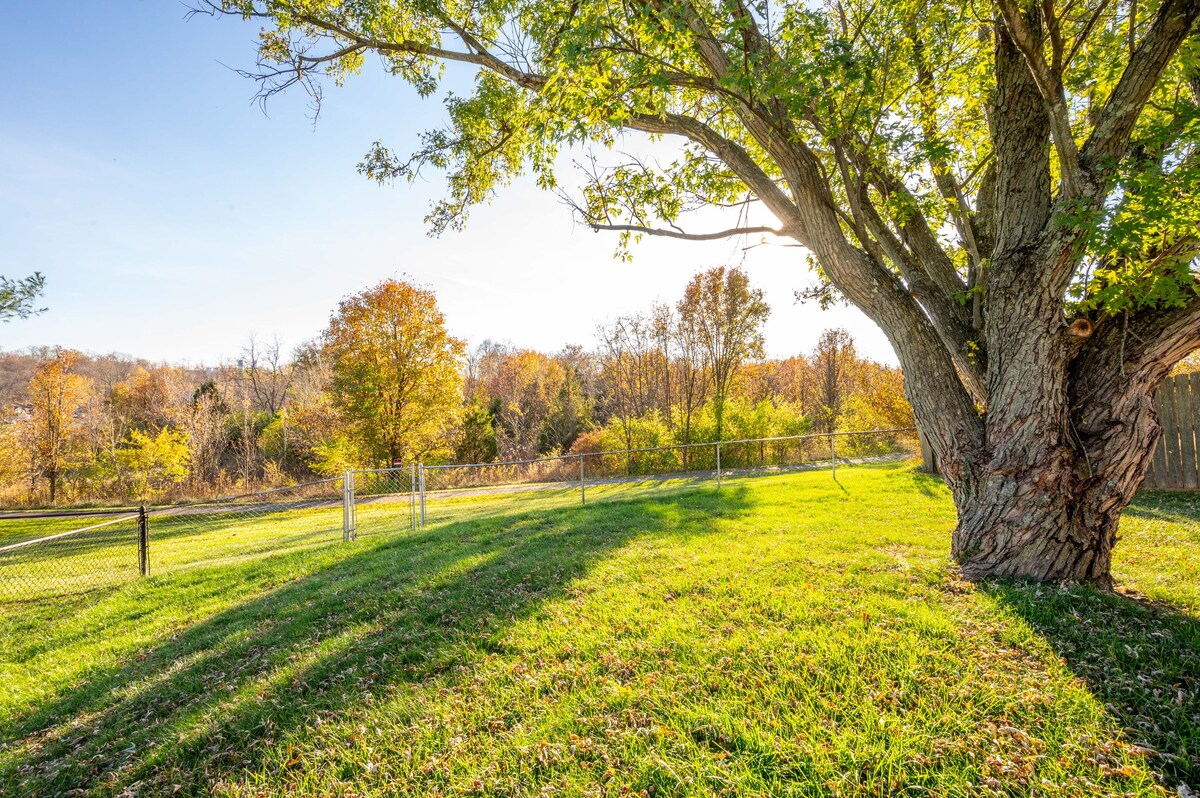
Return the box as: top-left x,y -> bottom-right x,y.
1065,317 -> 1094,338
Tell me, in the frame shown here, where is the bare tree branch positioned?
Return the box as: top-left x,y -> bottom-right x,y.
586,222 -> 783,240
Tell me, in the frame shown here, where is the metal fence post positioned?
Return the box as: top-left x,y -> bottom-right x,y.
410,463 -> 416,531
137,504 -> 149,577
716,441 -> 722,490
830,433 -> 837,480
418,463 -> 426,527
342,472 -> 352,542
579,454 -> 586,505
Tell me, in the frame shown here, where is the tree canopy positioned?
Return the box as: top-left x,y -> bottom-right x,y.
205,0 -> 1200,584
203,0 -> 1200,402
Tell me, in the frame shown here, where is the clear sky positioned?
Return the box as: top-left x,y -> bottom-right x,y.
0,1 -> 897,366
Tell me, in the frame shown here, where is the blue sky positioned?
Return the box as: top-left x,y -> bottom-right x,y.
0,1 -> 896,365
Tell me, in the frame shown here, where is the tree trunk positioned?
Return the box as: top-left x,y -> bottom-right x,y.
937,356 -> 1164,588
952,469 -> 1118,588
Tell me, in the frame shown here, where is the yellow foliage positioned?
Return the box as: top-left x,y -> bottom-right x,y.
324,279 -> 465,466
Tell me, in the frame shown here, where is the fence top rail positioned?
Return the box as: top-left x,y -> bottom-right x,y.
354,466 -> 415,477
415,427 -> 918,472
0,513 -> 139,554
0,507 -> 138,521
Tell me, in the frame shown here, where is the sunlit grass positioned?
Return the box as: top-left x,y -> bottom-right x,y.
0,514 -> 131,547
0,462 -> 1197,796
1115,490 -> 1200,612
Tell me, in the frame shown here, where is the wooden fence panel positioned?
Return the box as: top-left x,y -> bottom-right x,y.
1179,373 -> 1198,490
1145,373 -> 1200,490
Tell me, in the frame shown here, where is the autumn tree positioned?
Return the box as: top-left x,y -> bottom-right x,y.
174,379 -> 228,487
772,357 -> 817,411
269,340 -> 336,474
678,267 -> 770,440
539,354 -> 593,454
650,303 -> 676,430
0,417 -> 24,504
117,429 -> 191,500
464,339 -> 511,402
110,367 -> 173,435
671,301 -> 711,462
841,361 -> 915,433
210,0 -> 1200,585
324,279 -> 465,466
487,350 -> 565,459
24,350 -> 93,503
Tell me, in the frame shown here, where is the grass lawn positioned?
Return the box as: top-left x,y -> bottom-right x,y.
0,462 -> 1197,796
0,513 -> 138,548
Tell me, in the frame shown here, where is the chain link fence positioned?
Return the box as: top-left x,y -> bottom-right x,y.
0,512 -> 141,602
147,478 -> 347,574
0,478 -> 350,603
414,427 -> 918,526
351,466 -> 417,538
0,428 -> 916,602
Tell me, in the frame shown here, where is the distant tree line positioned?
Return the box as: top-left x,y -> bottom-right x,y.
0,269 -> 914,507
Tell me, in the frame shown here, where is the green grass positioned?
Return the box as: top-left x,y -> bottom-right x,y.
1114,490 -> 1200,612
0,462 -> 1197,796
0,513 -> 136,547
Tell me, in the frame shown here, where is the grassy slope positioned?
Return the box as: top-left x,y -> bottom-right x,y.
0,463 -> 1196,797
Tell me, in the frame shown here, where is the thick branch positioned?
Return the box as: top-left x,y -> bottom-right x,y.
1071,293 -> 1200,482
1093,295 -> 1200,379
991,21 -> 1053,254
808,110 -> 969,309
622,112 -> 806,237
996,0 -> 1084,197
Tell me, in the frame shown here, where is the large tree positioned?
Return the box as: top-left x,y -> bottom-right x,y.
207,0 -> 1200,585
324,278 -> 465,466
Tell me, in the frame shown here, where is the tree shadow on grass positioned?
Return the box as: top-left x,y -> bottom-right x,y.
905,468 -> 947,498
0,486 -> 751,797
1123,490 -> 1200,527
987,581 -> 1200,788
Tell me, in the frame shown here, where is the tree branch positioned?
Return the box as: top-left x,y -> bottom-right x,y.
587,223 -> 783,240
996,0 -> 1084,197
1080,0 -> 1200,179
622,111 -> 806,237
195,1 -> 551,92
